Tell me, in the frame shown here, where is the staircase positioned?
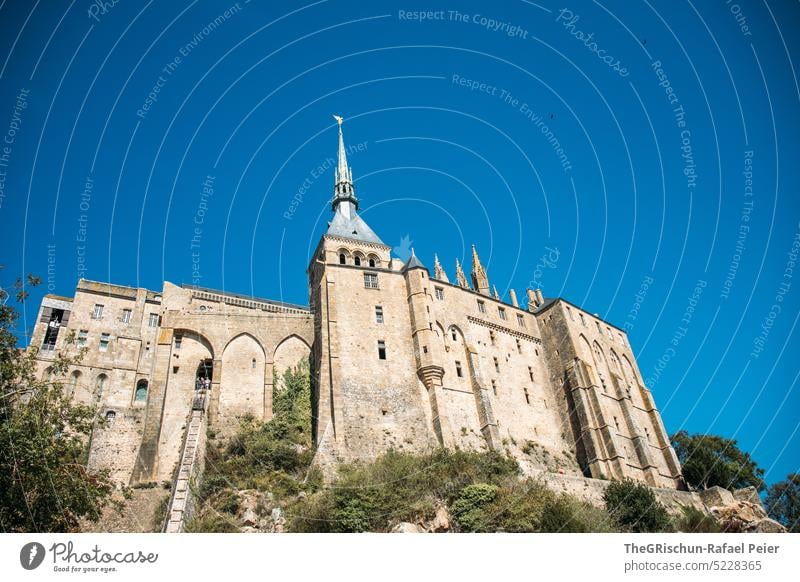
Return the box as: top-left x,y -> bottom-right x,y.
163,390 -> 208,533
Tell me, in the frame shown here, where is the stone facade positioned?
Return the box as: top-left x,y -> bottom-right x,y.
28,121 -> 684,492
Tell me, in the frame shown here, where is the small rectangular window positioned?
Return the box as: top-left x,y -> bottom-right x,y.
375,305 -> 384,324
516,339 -> 522,353
77,329 -> 88,347
493,357 -> 499,372
516,313 -> 525,327
491,379 -> 497,396
435,287 -> 444,300
174,335 -> 182,349
498,307 -> 507,321
148,313 -> 159,327
477,300 -> 486,313
99,333 -> 110,352
455,361 -> 463,377
364,273 -> 379,289
377,340 -> 386,360
92,304 -> 104,319
489,330 -> 496,345
528,366 -> 534,382
121,308 -> 132,324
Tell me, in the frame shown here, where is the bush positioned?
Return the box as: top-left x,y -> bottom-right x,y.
603,479 -> 673,533
451,484 -> 499,532
674,505 -> 720,533
539,494 -> 616,533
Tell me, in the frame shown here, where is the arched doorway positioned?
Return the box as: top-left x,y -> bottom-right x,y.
195,359 -> 213,391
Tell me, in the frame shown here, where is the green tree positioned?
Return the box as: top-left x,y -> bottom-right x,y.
671,430 -> 766,492
765,473 -> 800,532
0,273 -> 115,532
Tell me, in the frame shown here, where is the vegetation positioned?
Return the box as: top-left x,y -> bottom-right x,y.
603,479 -> 673,532
0,272 -> 115,532
674,505 -> 721,533
671,430 -> 766,492
187,363 -> 319,531
765,473 -> 800,532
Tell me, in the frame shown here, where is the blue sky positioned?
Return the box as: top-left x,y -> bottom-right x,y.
1,0 -> 798,485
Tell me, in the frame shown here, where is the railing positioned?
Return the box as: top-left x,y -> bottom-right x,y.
192,389 -> 208,412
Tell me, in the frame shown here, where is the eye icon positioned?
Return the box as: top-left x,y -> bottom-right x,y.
20,542 -> 46,570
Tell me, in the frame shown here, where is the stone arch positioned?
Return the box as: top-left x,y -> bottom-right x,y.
220,333 -> 267,422
273,334 -> 311,379
134,379 -> 148,404
94,373 -> 108,403
353,250 -> 365,266
367,253 -> 380,268
337,247 -> 352,265
609,348 -> 622,375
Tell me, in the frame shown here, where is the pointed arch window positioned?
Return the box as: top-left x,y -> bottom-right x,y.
134,380 -> 148,403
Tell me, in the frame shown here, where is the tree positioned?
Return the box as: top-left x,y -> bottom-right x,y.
671,430 -> 765,492
0,273 -> 115,532
765,474 -> 800,532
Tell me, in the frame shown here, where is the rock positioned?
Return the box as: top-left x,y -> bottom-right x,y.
751,518 -> 786,533
699,486 -> 735,507
429,504 -> 450,532
271,507 -> 283,521
241,526 -> 259,534
391,522 -> 425,533
733,486 -> 761,506
241,508 -> 259,527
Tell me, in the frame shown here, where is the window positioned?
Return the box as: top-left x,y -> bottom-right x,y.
354,255 -> 361,266
606,326 -> 612,338
644,427 -> 651,442
377,341 -> 386,360
77,329 -> 88,347
613,416 -> 620,430
455,361 -> 463,377
489,330 -> 496,345
94,374 -> 107,401
516,339 -> 522,353
69,371 -> 81,397
364,273 -> 379,289
435,287 -> 444,300
477,300 -> 486,313
491,379 -> 497,395
523,386 -> 530,405
375,305 -> 384,324
368,258 -> 376,267
493,357 -> 499,372
498,307 -> 507,321
148,313 -> 159,327
121,309 -> 132,324
134,380 -> 148,402
516,313 -> 525,328
105,410 -> 116,423
92,304 -> 104,319
252,358 -> 257,369
174,335 -> 182,349
596,321 -> 602,334
451,328 -> 457,342
579,313 -> 586,326
99,333 -> 110,352
339,253 -> 346,265
528,366 -> 534,381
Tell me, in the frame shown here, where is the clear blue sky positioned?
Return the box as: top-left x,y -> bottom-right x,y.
1,0 -> 798,485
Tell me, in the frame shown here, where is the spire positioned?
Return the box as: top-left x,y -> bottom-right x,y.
433,254 -> 449,283
332,115 -> 358,214
493,285 -> 500,300
470,244 -> 490,295
403,248 -> 427,272
455,259 -> 469,288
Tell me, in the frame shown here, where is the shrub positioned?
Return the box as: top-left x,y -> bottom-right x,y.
539,494 -> 616,533
451,483 -> 499,532
674,505 -> 720,533
603,479 -> 673,533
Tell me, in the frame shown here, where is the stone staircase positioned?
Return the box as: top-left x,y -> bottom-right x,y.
163,391 -> 208,533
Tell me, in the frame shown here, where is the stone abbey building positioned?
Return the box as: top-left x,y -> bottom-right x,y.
29,120 -> 683,492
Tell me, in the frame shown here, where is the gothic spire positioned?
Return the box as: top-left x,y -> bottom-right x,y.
470,244 -> 490,295
455,259 -> 469,288
433,254 -> 449,283
332,114 -> 358,213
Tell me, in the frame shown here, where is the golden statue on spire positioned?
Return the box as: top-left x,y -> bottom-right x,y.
333,114 -> 343,126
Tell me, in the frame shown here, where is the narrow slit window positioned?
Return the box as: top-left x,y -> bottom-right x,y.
377,340 -> 386,360
455,361 -> 463,377
375,305 -> 384,324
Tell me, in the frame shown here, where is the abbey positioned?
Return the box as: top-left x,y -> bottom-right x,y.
29,119 -> 683,494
